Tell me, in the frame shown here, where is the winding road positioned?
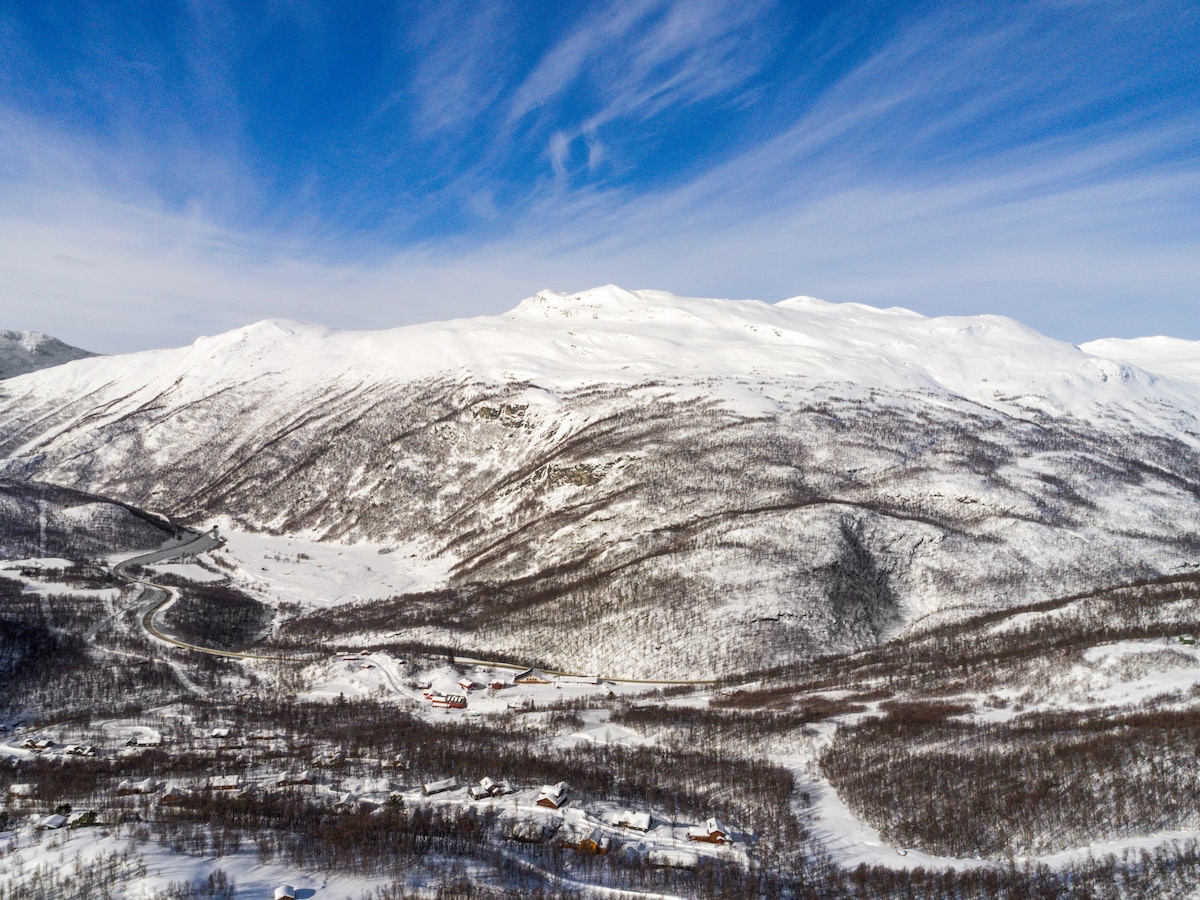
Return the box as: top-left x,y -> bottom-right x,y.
111,531 -> 300,662
109,529 -> 722,684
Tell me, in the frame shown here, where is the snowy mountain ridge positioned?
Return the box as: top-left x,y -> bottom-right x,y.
4,285 -> 1200,677
8,285 -> 1186,414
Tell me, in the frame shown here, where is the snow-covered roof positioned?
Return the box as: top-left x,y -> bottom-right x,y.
687,817 -> 731,842
423,778 -> 456,795
118,777 -> 160,794
611,810 -> 652,831
537,781 -> 570,807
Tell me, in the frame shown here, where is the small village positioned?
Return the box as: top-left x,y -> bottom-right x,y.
0,647 -> 752,896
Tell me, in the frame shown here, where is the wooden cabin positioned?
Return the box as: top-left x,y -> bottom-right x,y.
686,816 -> 731,844
536,781 -> 569,809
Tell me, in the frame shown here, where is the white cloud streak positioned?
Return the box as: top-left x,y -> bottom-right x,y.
397,2 -> 514,135
0,2 -> 1196,352
505,0 -> 774,177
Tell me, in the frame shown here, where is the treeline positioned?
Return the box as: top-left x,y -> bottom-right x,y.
159,582 -> 271,651
822,702 -> 1200,856
823,839 -> 1200,899
0,581 -> 198,722
158,795 -> 496,875
731,572 -> 1200,706
211,696 -> 798,847
15,561 -> 115,589
0,848 -> 148,900
152,790 -> 809,899
0,478 -> 172,559
3,692 -> 799,862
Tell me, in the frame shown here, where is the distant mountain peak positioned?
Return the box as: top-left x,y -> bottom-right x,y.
0,330 -> 97,380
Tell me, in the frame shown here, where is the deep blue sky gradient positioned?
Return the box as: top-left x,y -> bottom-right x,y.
1,1 -> 1197,351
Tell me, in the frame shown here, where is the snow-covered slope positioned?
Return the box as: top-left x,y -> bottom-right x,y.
3,286 -> 1200,677
1082,336 -> 1200,388
0,479 -> 172,559
0,330 -> 97,380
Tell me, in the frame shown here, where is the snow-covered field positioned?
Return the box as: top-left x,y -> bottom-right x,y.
211,529 -> 444,608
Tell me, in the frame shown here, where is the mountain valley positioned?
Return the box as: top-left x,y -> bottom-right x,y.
4,287 -> 1200,897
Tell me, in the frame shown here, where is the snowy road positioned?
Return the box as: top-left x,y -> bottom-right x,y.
450,654 -> 721,686
111,531 -> 301,661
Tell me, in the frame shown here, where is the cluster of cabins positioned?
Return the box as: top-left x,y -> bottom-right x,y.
21,734 -> 100,758
20,737 -> 100,757
420,779 -> 571,810
422,775 -> 734,863
113,775 -> 247,803
422,675 -> 509,710
423,776 -> 514,799
11,768 -> 372,815
9,751 -> 736,875
415,664 -> 605,712
4,805 -> 99,832
551,813 -> 731,864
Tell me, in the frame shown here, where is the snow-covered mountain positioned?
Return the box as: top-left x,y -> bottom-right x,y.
0,479 -> 173,560
0,330 -> 97,379
3,285 -> 1200,677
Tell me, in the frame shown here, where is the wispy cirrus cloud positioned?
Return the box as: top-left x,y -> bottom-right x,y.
505,0 -> 779,178
505,0 -> 661,124
392,1 -> 516,136
0,1 -> 1196,352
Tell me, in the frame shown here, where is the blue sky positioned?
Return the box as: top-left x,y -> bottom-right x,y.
1,0 -> 1197,352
